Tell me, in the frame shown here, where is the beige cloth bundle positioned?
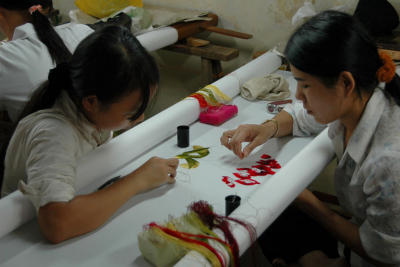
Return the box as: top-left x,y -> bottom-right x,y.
241,73 -> 290,101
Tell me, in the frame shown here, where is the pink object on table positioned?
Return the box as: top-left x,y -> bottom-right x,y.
199,104 -> 238,125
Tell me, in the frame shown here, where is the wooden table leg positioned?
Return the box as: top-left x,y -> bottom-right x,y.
201,58 -> 222,84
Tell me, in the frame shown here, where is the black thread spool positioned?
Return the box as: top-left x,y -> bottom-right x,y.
177,125 -> 189,148
225,195 -> 241,216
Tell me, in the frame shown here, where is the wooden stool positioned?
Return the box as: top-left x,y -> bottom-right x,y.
164,42 -> 239,84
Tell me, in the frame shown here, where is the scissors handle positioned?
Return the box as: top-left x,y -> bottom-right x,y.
98,176 -> 122,190
269,99 -> 293,105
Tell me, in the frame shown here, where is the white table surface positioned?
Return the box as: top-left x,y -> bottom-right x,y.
0,72 -> 328,267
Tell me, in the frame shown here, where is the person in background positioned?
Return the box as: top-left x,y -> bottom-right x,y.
221,10 -> 400,267
1,25 -> 179,244
0,0 -> 93,122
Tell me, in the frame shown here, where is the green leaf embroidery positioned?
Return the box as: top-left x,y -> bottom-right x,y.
176,146 -> 210,169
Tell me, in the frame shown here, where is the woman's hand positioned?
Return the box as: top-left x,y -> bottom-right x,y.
38,156 -> 179,243
132,156 -> 179,192
220,124 -> 275,159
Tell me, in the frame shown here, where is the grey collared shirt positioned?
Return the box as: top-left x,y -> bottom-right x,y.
285,88 -> 400,266
1,91 -> 111,210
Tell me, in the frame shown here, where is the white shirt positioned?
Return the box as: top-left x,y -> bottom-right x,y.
1,91 -> 111,210
285,88 -> 400,266
0,22 -> 93,122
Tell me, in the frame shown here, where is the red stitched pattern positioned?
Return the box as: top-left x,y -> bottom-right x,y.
221,154 -> 281,187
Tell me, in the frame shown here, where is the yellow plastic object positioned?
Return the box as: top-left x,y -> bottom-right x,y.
75,0 -> 143,18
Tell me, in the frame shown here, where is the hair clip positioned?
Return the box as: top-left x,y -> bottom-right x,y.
29,5 -> 43,15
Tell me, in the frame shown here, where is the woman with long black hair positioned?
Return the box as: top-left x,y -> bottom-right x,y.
0,0 -> 93,122
221,10 -> 400,267
1,25 -> 178,244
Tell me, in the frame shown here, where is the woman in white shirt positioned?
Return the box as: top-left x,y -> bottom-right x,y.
1,25 -> 179,244
221,11 -> 400,267
0,0 -> 93,122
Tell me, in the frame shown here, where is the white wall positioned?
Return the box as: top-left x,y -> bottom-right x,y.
142,0 -> 360,52
55,0 -> 359,52
53,0 -> 400,62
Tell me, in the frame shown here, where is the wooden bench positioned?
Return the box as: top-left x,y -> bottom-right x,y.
375,28 -> 400,60
163,42 -> 239,84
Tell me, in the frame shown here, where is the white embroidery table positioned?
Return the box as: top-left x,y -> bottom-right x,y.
0,52 -> 334,267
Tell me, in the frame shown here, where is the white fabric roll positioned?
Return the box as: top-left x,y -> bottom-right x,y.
231,128 -> 335,254
0,51 -> 282,240
176,128 -> 334,266
136,26 -> 178,51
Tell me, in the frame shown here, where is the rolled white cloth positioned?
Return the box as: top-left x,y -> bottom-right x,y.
241,73 -> 290,101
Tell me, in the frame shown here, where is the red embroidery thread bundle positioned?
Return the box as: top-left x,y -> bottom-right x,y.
189,201 -> 257,267
139,201 -> 257,267
148,222 -> 229,266
190,93 -> 209,108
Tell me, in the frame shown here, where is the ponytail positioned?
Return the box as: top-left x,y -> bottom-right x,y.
19,62 -> 71,119
30,9 -> 71,64
0,0 -> 71,64
1,26 -> 159,193
0,62 -> 70,190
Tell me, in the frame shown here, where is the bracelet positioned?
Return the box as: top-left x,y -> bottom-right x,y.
263,118 -> 279,138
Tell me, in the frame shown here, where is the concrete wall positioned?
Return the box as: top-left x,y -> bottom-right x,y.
2,1 -> 400,48
51,0 -> 400,71
142,0 -> 359,53
54,0 -> 360,53
53,0 -> 400,49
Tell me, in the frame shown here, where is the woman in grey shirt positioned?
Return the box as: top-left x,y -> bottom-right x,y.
221,11 -> 400,267
1,26 -> 178,244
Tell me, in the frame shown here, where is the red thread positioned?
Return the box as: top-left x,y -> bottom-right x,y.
233,170 -> 252,179
248,167 -> 271,176
221,154 -> 281,187
256,159 -> 281,169
190,93 -> 209,108
190,201 -> 240,267
235,178 -> 260,186
149,222 -> 226,266
189,201 -> 258,267
251,165 -> 275,175
222,176 -> 235,188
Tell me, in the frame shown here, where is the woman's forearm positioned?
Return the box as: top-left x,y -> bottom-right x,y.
297,193 -> 392,266
262,110 -> 294,138
38,156 -> 177,243
37,171 -> 145,244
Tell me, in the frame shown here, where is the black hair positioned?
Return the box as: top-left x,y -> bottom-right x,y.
0,0 -> 71,64
354,0 -> 399,37
23,24 -> 159,120
284,10 -> 400,105
0,25 -> 159,192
